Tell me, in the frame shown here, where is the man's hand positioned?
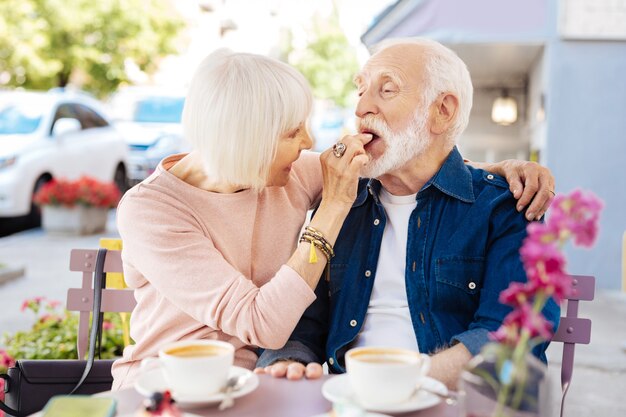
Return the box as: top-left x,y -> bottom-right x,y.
468,159 -> 555,221
254,360 -> 323,380
428,344 -> 473,390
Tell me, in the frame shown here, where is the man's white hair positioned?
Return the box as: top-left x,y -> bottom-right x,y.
182,49 -> 312,190
372,38 -> 473,145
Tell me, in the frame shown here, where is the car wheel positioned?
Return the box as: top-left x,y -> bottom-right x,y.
114,163 -> 128,194
25,176 -> 51,228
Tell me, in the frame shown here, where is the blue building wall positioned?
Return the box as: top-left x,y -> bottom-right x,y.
544,41 -> 626,288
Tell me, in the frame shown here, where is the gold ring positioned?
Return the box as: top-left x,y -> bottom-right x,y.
332,142 -> 347,158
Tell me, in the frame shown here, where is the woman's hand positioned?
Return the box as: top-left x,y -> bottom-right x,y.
285,133 -> 372,290
319,133 -> 372,207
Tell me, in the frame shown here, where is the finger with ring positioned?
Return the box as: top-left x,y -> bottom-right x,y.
332,142 -> 347,158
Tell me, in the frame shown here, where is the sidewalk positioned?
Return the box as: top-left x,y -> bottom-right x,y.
1,216 -> 625,416
0,212 -> 121,335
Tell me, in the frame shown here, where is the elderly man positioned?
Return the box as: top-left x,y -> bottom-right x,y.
256,38 -> 560,388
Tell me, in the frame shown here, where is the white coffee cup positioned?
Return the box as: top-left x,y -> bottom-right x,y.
141,340 -> 234,397
345,346 -> 431,407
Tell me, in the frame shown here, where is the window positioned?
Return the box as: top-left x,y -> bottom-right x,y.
50,104 -> 80,135
75,104 -> 109,129
0,105 -> 43,135
134,97 -> 185,124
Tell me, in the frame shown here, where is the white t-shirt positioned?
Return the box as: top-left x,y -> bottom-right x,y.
353,188 -> 419,351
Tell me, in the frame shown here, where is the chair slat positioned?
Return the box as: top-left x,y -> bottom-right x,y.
552,317 -> 592,344
68,249 -> 135,359
69,249 -> 124,273
67,288 -> 136,313
568,275 -> 595,301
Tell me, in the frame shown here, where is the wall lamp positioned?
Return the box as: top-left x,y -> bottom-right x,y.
491,89 -> 518,126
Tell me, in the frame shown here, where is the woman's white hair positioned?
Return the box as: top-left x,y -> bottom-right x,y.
372,38 -> 473,145
182,49 -> 312,190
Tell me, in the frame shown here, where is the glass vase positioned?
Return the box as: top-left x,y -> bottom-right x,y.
459,349 -> 552,417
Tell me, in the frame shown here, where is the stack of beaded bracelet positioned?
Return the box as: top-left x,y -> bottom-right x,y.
299,226 -> 335,264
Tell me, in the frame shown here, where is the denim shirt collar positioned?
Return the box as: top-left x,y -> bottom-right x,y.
353,146 -> 475,207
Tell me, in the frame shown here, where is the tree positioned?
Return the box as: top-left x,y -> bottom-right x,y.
287,11 -> 359,108
0,0 -> 184,97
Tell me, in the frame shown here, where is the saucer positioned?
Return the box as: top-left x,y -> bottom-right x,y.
310,413 -> 391,417
134,366 -> 259,409
119,414 -> 202,417
321,374 -> 444,414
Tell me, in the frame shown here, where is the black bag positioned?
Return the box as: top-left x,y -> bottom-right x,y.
0,249 -> 115,417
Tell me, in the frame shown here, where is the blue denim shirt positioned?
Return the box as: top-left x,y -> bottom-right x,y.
258,147 -> 560,372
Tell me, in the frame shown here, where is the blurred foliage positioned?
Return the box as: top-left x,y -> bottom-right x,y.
0,0 -> 184,97
0,297 -> 129,367
287,11 -> 359,108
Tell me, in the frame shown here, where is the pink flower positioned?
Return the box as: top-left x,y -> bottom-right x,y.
490,320 -> 522,346
47,300 -> 62,309
491,304 -> 554,346
39,314 -> 62,323
526,222 -> 559,245
520,239 -> 571,303
493,190 -> 601,350
102,321 -> 114,331
20,296 -> 46,312
549,190 -> 603,247
0,349 -> 14,368
499,282 -> 535,308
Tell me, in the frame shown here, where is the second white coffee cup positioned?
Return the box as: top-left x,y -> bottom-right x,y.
141,339 -> 235,397
345,346 -> 431,407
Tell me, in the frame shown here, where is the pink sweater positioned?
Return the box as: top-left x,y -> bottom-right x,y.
111,151 -> 323,390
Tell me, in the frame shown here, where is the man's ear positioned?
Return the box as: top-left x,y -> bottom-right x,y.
429,93 -> 459,136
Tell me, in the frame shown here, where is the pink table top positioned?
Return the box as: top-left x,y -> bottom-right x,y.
95,375 -> 458,417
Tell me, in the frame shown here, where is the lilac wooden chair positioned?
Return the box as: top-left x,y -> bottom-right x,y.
552,274 -> 595,417
67,249 -> 137,359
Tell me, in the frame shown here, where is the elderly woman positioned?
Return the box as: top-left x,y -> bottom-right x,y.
111,49 -> 553,390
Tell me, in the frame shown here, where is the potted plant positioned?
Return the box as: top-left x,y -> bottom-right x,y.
33,176 -> 121,235
0,297 -> 130,417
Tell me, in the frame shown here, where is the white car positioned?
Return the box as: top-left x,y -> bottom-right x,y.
108,88 -> 189,185
0,90 -> 128,229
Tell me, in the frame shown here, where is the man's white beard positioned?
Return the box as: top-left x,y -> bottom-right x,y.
359,109 -> 430,179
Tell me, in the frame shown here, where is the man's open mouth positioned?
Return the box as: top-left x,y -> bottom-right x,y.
360,129 -> 381,149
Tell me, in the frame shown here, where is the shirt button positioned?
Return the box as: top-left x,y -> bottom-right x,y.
487,174 -> 494,180
328,357 -> 335,365
468,281 -> 477,290
350,319 -> 358,327
373,218 -> 380,226
364,270 -> 371,278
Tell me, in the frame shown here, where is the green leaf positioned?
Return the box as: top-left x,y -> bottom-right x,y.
0,0 -> 185,97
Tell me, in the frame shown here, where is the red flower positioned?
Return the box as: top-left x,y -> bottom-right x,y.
33,176 -> 121,209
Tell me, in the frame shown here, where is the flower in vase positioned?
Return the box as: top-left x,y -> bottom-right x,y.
465,189 -> 603,417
